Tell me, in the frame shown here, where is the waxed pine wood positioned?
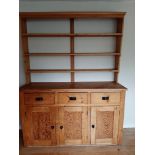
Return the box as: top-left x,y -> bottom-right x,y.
19,12 -> 126,19
91,106 -> 119,145
20,82 -> 126,90
26,52 -> 120,56
24,92 -> 55,105
91,92 -> 121,105
58,93 -> 88,105
58,107 -> 88,145
114,18 -> 124,82
22,33 -> 122,37
70,18 -> 75,82
24,107 -> 54,146
118,90 -> 126,144
20,18 -> 31,84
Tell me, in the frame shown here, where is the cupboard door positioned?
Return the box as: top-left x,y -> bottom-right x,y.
91,106 -> 119,145
59,107 -> 88,145
25,107 -> 58,146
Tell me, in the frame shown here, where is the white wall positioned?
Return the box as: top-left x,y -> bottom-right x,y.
19,0 -> 135,128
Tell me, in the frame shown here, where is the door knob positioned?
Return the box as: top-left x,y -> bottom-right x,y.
51,125 -> 54,129
92,125 -> 95,128
60,126 -> 63,129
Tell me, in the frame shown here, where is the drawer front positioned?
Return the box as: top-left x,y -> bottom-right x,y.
91,93 -> 120,105
58,93 -> 88,104
24,93 -> 55,105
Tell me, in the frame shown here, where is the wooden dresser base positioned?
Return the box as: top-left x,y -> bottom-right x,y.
20,82 -> 126,147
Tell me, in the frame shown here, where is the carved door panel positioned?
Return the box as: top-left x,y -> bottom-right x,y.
91,106 -> 119,144
25,107 -> 58,146
58,107 -> 88,145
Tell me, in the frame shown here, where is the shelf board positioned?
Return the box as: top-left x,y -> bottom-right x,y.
20,82 -> 127,90
22,33 -> 122,37
26,52 -> 121,56
26,53 -> 70,56
74,33 -> 122,37
29,69 -> 118,73
74,52 -> 121,56
20,12 -> 126,19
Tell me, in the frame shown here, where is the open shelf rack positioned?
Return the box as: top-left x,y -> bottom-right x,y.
20,12 -> 126,84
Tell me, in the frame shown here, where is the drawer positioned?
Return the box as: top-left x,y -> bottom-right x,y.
58,93 -> 87,104
24,93 -> 55,105
91,92 -> 120,105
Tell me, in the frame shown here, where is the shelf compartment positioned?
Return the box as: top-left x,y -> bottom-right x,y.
22,33 -> 122,37
29,69 -> 118,73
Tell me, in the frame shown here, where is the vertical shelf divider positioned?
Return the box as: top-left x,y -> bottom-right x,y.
20,18 -> 31,84
70,18 -> 75,82
114,18 -> 124,82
